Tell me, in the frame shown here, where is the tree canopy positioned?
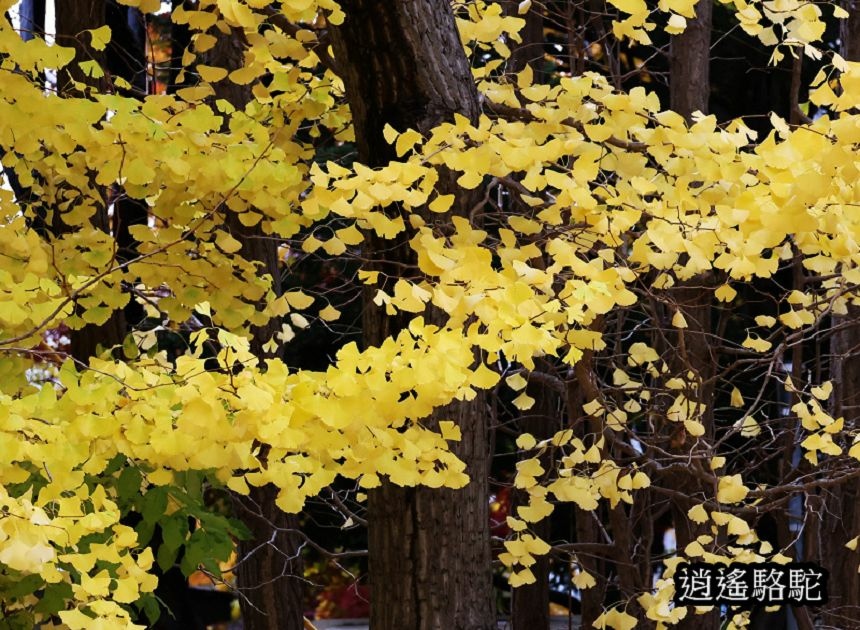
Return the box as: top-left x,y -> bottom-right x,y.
1,0 -> 860,628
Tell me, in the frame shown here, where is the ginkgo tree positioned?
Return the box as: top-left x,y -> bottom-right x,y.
1,0 -> 860,629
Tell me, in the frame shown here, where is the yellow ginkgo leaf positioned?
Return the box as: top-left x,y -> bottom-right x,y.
573,570 -> 597,589
717,475 -> 749,504
318,304 -> 341,321
688,504 -> 708,523
87,25 -> 111,51
672,309 -> 688,328
516,433 -> 537,449
197,64 -> 228,82
730,387 -> 744,407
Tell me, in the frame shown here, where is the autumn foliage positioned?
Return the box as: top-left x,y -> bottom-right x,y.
1,0 -> 860,628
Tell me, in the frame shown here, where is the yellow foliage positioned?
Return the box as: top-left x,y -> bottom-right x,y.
1,0 -> 860,624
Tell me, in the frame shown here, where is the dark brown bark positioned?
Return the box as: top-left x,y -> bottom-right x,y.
663,252 -> 718,630
228,260 -> 304,630
568,349 -> 608,628
203,29 -> 306,630
52,6 -> 229,628
505,0 -> 545,77
169,0 -> 193,92
330,2 -> 495,628
816,15 -> 860,628
75,2 -> 150,356
52,0 -> 126,360
819,306 -> 860,628
669,7 -> 716,627
366,395 -> 493,630
512,361 -> 560,630
669,0 -> 712,118
842,0 -> 860,63
232,485 -> 305,630
54,0 -> 106,93
227,227 -> 303,630
330,0 -> 480,159
788,55 -> 807,125
55,2 -> 150,356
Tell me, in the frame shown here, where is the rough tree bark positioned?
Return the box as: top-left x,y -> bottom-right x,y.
669,0 -> 712,117
842,0 -> 860,63
54,0 -> 106,92
809,8 -> 860,628
821,308 -> 860,628
818,12 -> 860,624
53,0 -> 126,361
330,2 -> 496,629
168,0 -> 192,91
668,5 -> 718,630
202,29 -> 306,630
505,0 -> 545,77
661,284 -> 719,630
511,360 -> 558,630
504,10 -> 553,618
52,4 -> 216,628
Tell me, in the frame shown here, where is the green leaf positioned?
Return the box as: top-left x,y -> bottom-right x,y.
227,517 -> 253,541
140,486 -> 168,524
134,519 -> 155,547
32,581 -> 73,615
161,514 -> 188,551
0,610 -> 35,630
156,541 -> 180,573
81,305 -> 111,325
138,594 -> 161,626
122,334 -> 140,360
2,574 -> 43,600
117,465 -> 142,504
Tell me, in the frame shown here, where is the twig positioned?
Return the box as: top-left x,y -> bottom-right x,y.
482,97 -> 648,153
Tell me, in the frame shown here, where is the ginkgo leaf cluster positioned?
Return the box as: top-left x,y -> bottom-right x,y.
1,0 -> 860,627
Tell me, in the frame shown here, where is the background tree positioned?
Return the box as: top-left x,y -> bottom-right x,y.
329,3 -> 495,628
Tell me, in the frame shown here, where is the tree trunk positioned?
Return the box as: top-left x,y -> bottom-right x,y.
669,7 -> 717,629
233,485 -> 305,630
659,287 -> 719,630
505,0 -> 545,77
569,341 -> 635,629
168,0 -> 193,91
52,5 -> 217,628
366,396 -> 493,630
503,13 -> 554,610
669,0 -> 712,118
55,0 -> 107,93
53,0 -> 125,360
820,316 -> 860,629
842,0 -> 860,63
52,0 -> 112,360
814,15 -> 860,628
227,212 -> 304,630
202,28 -> 306,630
510,369 -> 559,630
330,2 -> 496,629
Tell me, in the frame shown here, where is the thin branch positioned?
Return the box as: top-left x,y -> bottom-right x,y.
262,7 -> 340,76
482,97 -> 648,153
